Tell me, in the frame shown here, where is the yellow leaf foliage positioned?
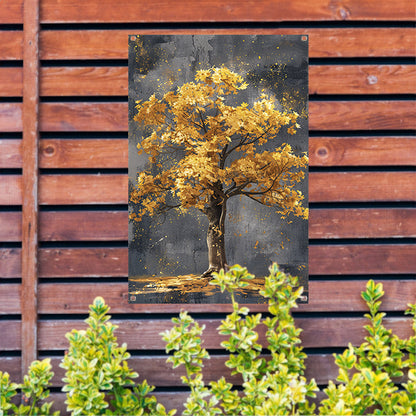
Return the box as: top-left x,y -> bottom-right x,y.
131,67 -> 308,221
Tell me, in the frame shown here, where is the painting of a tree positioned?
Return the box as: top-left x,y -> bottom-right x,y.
128,34 -> 309,303
130,67 -> 308,277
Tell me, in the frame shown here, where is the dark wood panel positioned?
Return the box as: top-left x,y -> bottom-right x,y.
35,65 -> 416,96
0,314 -> 413,351
1,245 -> 413,278
310,137 -> 416,166
1,172 -> 415,206
0,321 -> 20,350
39,29 -> 416,60
0,103 -> 22,132
309,101 -> 415,131
0,31 -> 23,60
1,353 -> 386,388
39,0 -> 415,23
309,244 -> 416,275
0,139 -> 21,168
0,175 -> 21,205
3,137 -> 415,169
310,208 -> 416,239
0,284 -> 20,314
38,248 -> 127,277
39,138 -> 127,169
310,172 -> 416,202
310,65 -> 416,95
4,208 -> 414,242
38,102 -> 416,132
36,317 -> 413,351
0,0 -> 23,24
0,212 -> 21,241
36,280 -> 416,314
0,68 -> 22,96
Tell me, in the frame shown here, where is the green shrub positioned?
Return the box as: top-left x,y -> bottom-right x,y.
0,358 -> 58,416
60,296 -> 174,416
162,264 -> 415,416
0,264 -> 414,416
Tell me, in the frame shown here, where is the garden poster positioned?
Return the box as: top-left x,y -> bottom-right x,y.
128,35 -> 309,304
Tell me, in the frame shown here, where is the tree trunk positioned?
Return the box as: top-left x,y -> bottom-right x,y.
201,196 -> 227,278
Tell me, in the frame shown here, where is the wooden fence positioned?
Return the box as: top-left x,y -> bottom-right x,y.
0,0 -> 415,412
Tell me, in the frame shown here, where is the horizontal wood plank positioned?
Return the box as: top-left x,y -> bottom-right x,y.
1,279 -> 412,315
2,102 -> 414,133
3,137 -> 415,169
0,31 -> 23,60
309,101 -> 415,131
0,65 -> 403,96
0,68 -> 22,96
0,103 -> 22,132
309,172 -> 416,202
309,244 -> 416,275
39,29 -> 416,60
310,137 -> 416,166
40,101 -> 416,132
0,315 -> 413,351
0,139 -> 21,168
39,138 -> 128,169
1,172 -> 415,206
0,0 -> 23,24
3,208 -> 415,242
36,279 -> 416,314
310,208 -> 416,238
1,245 -> 414,278
39,0 -> 415,23
2,352 -> 404,388
309,65 -> 416,95
35,317 -> 413,351
0,284 -> 20,314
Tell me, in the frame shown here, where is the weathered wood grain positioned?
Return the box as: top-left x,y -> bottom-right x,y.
309,172 -> 416,202
0,139 -> 21,168
1,172 -> 415,206
310,208 -> 416,239
0,0 -> 23,24
0,284 -> 20,314
2,352 -> 403,388
309,101 -> 415,131
0,103 -> 22,132
39,0 -> 415,23
0,68 -> 22,96
21,0 -> 41,375
35,317 -> 413,351
309,244 -> 416,275
40,67 -> 127,96
11,65 -> 409,96
3,208 -> 415,242
39,29 -> 416,60
310,137 -> 416,166
309,65 -> 416,95
0,280 -> 410,315
35,279 -> 416,314
38,101 -> 416,132
1,245 -> 414,278
3,138 -> 415,169
0,31 -> 23,60
39,138 -> 127,169
0,315 -> 413,350
3,102 -> 414,133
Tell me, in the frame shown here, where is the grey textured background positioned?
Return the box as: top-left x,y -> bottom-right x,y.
128,35 -> 308,302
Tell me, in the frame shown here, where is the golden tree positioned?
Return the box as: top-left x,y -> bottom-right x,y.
131,67 -> 308,277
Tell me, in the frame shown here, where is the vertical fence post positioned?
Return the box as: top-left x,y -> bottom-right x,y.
21,0 -> 40,376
